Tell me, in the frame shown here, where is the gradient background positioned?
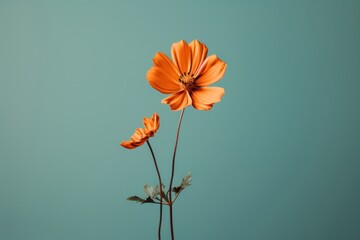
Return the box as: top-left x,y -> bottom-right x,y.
1,0 -> 360,239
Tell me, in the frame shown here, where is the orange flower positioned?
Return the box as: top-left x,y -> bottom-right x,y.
120,113 -> 160,149
146,40 -> 226,111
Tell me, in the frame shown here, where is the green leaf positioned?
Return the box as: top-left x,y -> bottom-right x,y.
180,172 -> 192,189
172,186 -> 182,194
127,196 -> 156,204
143,197 -> 155,204
127,196 -> 146,203
172,172 -> 192,194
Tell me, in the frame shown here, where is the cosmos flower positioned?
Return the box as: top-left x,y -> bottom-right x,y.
120,113 -> 160,149
147,40 -> 226,111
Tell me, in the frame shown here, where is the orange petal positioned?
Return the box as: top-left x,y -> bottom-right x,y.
153,52 -> 180,76
189,40 -> 208,75
195,55 -> 226,87
190,87 -> 225,110
151,113 -> 160,131
161,90 -> 192,111
191,101 -> 212,111
171,40 -> 191,75
120,140 -> 144,149
130,140 -> 146,147
121,128 -> 148,149
120,141 -> 136,149
130,128 -> 148,142
147,66 -> 181,94
143,113 -> 160,136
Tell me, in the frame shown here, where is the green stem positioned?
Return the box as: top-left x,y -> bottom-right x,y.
168,108 -> 185,240
146,140 -> 163,240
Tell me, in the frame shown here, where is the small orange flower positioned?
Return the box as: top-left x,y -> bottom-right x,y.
146,40 -> 226,111
120,113 -> 160,149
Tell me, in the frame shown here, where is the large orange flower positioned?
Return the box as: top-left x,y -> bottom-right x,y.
120,113 -> 160,149
146,40 -> 226,111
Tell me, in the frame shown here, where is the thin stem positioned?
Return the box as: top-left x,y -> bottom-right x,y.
153,200 -> 170,206
168,108 -> 186,240
146,140 -> 163,240
169,204 -> 175,240
168,108 -> 186,197
150,202 -> 167,205
172,192 -> 181,203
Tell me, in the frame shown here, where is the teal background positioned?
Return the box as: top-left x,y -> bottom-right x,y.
1,0 -> 360,239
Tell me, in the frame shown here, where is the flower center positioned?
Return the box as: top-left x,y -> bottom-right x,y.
179,72 -> 196,91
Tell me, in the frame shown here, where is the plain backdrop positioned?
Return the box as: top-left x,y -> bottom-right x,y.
1,0 -> 359,239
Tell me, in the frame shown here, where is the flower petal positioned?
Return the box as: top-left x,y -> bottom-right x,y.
161,90 -> 192,111
120,140 -> 137,149
153,52 -> 181,76
189,40 -> 208,75
190,87 -> 225,110
120,140 -> 145,149
143,113 -> 160,136
171,40 -> 191,75
191,101 -> 212,110
195,55 -> 226,87
130,128 -> 147,142
147,66 -> 181,94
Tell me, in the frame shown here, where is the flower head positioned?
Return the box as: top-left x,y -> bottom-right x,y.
120,113 -> 160,149
147,40 -> 226,111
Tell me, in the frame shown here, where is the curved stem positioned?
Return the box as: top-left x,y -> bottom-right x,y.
146,140 -> 163,240
168,108 -> 186,196
168,108 -> 186,240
